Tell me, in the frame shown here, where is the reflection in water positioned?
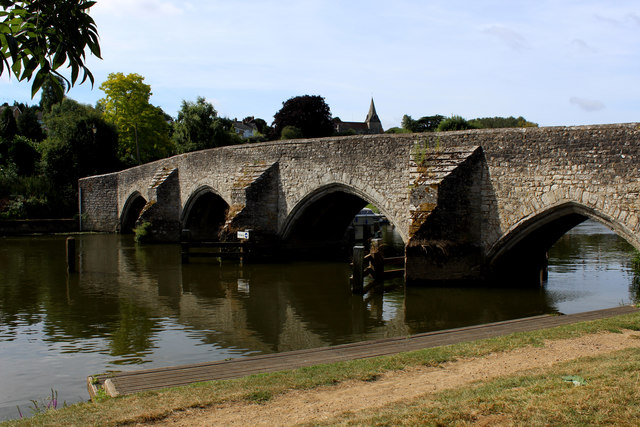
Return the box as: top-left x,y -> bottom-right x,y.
0,219 -> 637,420
546,220 -> 638,313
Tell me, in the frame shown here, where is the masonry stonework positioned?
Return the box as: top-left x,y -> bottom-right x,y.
79,123 -> 640,285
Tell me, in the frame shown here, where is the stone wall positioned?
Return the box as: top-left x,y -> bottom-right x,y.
78,123 -> 640,284
79,172 -> 118,231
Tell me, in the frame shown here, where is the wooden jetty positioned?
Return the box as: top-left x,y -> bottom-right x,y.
87,305 -> 638,399
181,241 -> 251,263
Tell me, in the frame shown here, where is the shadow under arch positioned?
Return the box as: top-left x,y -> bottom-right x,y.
487,201 -> 634,285
280,183 -> 404,259
181,186 -> 230,241
120,191 -> 147,233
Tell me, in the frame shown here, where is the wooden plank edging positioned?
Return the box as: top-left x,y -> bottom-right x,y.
87,305 -> 639,399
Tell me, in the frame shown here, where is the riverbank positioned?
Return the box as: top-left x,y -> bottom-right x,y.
0,219 -> 78,235
4,309 -> 640,426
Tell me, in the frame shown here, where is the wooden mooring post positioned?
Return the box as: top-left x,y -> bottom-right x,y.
351,239 -> 405,295
350,245 -> 365,294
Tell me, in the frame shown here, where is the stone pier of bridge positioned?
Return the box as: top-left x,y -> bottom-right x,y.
79,123 -> 640,285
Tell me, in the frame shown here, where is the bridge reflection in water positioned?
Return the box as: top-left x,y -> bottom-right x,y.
0,220 -> 638,420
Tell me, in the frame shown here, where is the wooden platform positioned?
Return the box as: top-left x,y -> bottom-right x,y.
87,305 -> 639,399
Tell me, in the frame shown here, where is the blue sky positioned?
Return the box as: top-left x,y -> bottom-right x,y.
1,0 -> 639,129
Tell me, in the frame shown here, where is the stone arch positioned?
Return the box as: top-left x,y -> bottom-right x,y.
181,186 -> 230,241
280,183 -> 404,258
487,200 -> 638,284
120,191 -> 147,233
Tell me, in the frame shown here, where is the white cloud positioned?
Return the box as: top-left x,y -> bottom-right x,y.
3,0 -> 640,127
94,0 -> 183,16
570,39 -> 596,54
628,13 -> 640,26
570,97 -> 606,112
482,25 -> 530,50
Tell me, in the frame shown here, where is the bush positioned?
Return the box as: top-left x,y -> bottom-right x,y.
280,125 -> 303,140
134,221 -> 152,243
385,127 -> 411,134
632,250 -> 640,271
436,115 -> 479,132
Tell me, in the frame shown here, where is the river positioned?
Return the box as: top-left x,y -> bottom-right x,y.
0,219 -> 637,420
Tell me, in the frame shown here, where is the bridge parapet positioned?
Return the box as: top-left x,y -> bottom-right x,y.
78,123 -> 640,285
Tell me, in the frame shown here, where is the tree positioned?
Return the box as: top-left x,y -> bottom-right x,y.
385,126 -> 411,134
469,116 -> 538,129
249,117 -> 268,135
402,114 -> 445,133
41,98 -> 119,182
280,125 -> 302,140
0,0 -> 101,98
40,76 -> 66,113
0,105 -> 17,140
173,97 -> 216,153
98,73 -> 172,165
16,104 -> 44,141
272,95 -> 334,139
39,98 -> 119,215
6,134 -> 38,175
172,97 -> 242,153
436,115 -> 479,132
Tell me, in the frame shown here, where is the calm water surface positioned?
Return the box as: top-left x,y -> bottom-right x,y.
0,220 -> 637,420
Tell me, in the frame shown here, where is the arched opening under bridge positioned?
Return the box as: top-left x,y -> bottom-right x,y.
488,202 -> 635,286
181,188 -> 229,241
120,192 -> 147,234
281,184 -> 403,260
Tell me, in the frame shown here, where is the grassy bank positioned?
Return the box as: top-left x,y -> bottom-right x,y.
4,311 -> 640,426
319,347 -> 640,425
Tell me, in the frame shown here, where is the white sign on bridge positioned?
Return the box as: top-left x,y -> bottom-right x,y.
237,231 -> 250,240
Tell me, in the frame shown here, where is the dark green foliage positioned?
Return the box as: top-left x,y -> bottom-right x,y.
39,77 -> 66,113
469,116 -> 538,129
436,115 -> 479,132
133,221 -> 152,243
250,117 -> 269,134
16,105 -> 45,141
0,168 -> 56,219
402,114 -> 445,133
335,128 -> 357,136
280,125 -> 303,140
385,126 -> 411,134
172,97 -> 241,153
0,0 -> 101,97
7,135 -> 39,176
41,98 -> 119,185
0,105 -> 18,140
402,114 -> 538,133
32,98 -> 120,217
211,117 -> 242,147
273,95 -> 334,139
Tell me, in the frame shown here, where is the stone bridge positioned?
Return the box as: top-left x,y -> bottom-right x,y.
79,123 -> 640,285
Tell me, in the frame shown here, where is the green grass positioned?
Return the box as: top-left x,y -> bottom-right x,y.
317,348 -> 640,425
3,311 -> 639,426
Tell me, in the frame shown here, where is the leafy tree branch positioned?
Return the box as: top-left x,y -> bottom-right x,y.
0,0 -> 101,98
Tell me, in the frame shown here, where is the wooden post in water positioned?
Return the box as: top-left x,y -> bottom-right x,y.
351,245 -> 365,294
370,238 -> 385,283
66,237 -> 76,273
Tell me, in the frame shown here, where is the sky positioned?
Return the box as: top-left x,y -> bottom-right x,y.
1,0 -> 639,129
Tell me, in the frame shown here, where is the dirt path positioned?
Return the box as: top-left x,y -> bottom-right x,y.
140,330 -> 640,426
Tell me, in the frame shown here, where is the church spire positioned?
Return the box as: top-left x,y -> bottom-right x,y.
366,98 -> 380,124
365,98 -> 383,133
